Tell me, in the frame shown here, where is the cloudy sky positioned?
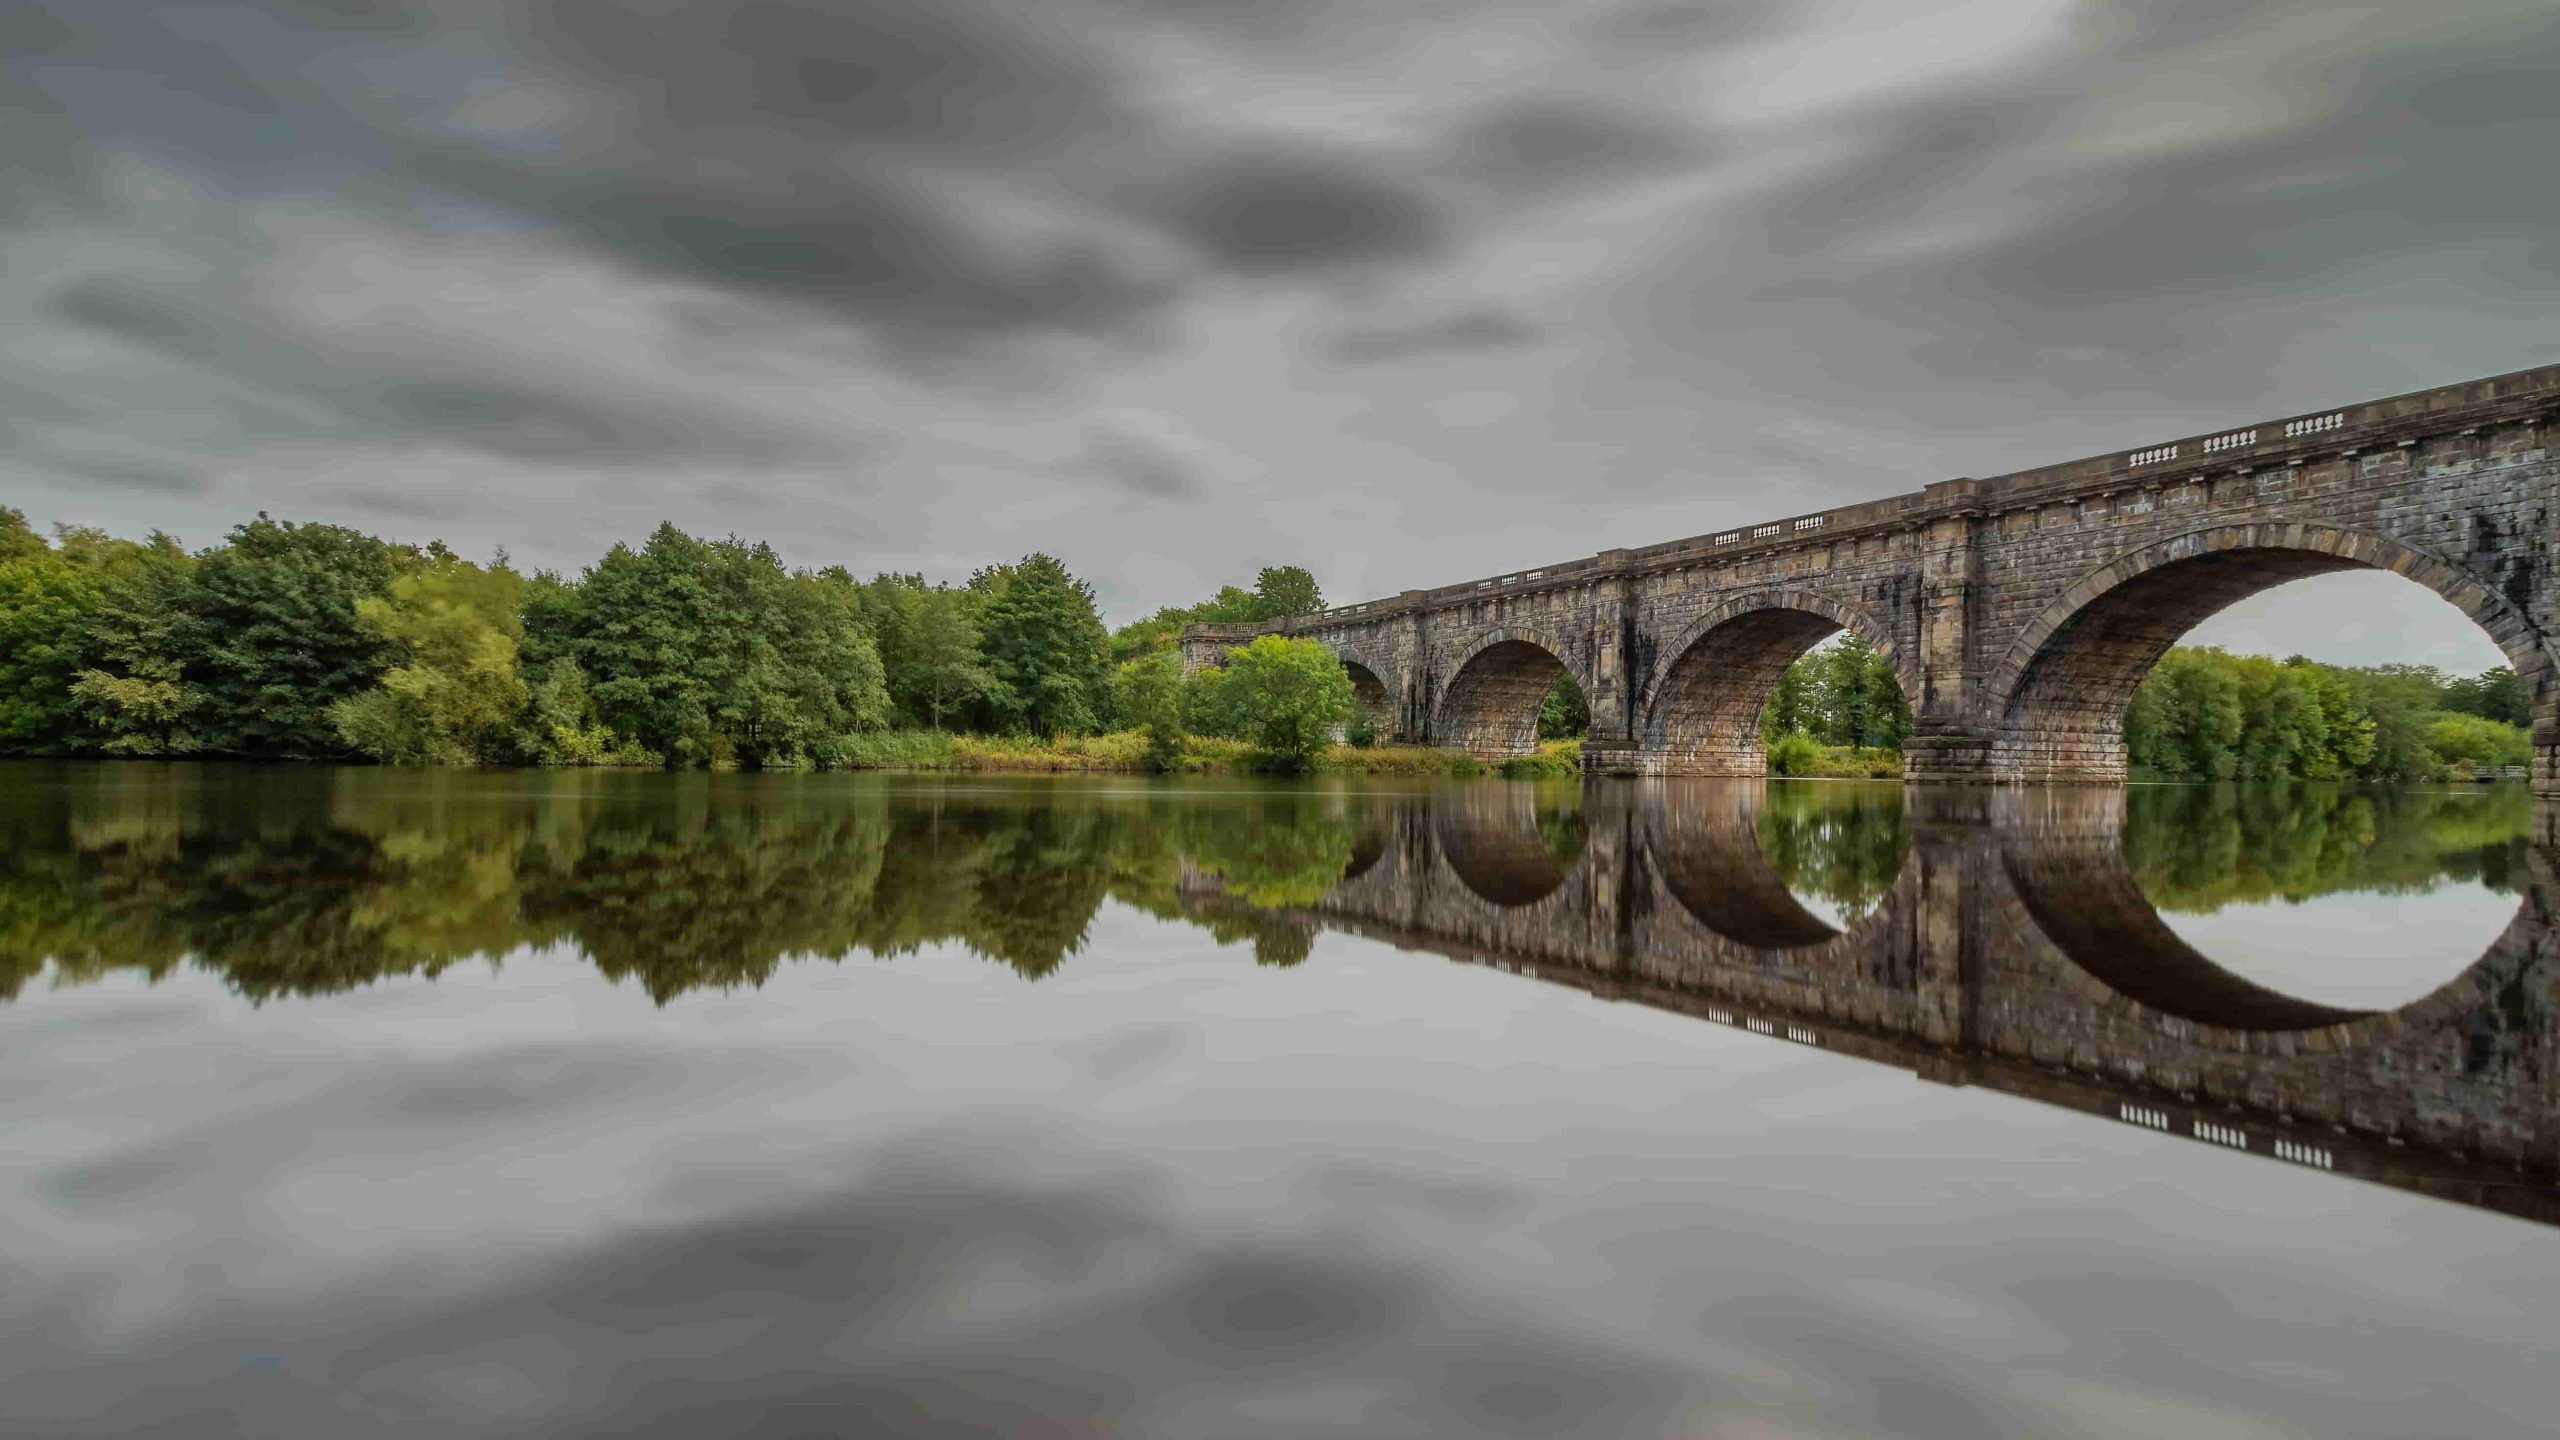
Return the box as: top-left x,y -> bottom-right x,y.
8,1 -> 2555,664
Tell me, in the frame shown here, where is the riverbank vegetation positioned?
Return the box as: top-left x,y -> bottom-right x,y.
1734,633 -> 2530,784
0,506 -> 1374,774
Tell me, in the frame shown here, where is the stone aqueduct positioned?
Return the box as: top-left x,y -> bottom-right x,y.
1181,365 -> 2560,788
1180,783 -> 2560,1225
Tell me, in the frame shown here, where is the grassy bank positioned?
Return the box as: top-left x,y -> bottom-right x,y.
1768,742 -> 1905,779
827,730 -> 1584,778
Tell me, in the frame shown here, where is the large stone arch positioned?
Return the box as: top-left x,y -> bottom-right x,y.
1327,644 -> 1400,741
1429,625 -> 1593,758
1985,522 -> 2558,782
1638,589 -> 1920,776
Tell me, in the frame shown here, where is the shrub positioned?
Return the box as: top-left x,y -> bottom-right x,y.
1765,728 -> 1822,776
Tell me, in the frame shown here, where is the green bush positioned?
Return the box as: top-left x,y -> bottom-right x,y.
1765,728 -> 1822,776
2424,711 -> 2530,773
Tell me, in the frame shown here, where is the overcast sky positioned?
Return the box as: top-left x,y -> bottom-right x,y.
8,1 -> 2554,667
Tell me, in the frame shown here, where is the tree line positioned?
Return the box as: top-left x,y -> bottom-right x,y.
1729,631 -> 2529,783
0,507 -> 1353,772
2123,647 -> 2529,781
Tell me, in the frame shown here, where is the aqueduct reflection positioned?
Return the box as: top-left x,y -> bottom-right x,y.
1277,779 -> 2559,1226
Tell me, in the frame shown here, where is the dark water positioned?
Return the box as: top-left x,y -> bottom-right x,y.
2,762 -> 2553,1437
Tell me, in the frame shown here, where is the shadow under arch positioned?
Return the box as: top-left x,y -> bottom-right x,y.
1342,819 -> 1389,882
1432,785 -> 1587,908
1991,787 -> 2548,1037
1639,590 -> 1918,776
1342,661 -> 1394,737
1431,626 -> 1590,759
1986,522 -> 2557,781
1638,780 -> 1909,951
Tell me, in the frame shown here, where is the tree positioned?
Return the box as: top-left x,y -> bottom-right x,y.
332,550 -> 530,763
1252,565 -> 1323,620
1117,648 -> 1188,772
865,574 -> 994,729
166,515 -> 417,757
2427,712 -> 2530,772
0,537 -> 106,750
65,532 -> 199,756
2444,666 -> 2530,727
1759,658 -> 1818,743
552,524 -> 722,761
978,553 -> 1109,737
1206,635 -> 1354,772
550,526 -> 888,767
0,507 -> 47,563
761,565 -> 891,766
1537,674 -> 1589,740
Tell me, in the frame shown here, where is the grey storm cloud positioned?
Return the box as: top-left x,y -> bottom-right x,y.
3,0 -> 2556,665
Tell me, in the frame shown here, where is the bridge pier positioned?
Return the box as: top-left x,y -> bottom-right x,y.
1899,725 -> 1999,784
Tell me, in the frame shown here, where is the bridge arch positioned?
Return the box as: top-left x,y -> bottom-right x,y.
1985,522 -> 2556,781
1640,590 -> 1919,776
1430,626 -> 1592,758
1328,645 -> 1399,741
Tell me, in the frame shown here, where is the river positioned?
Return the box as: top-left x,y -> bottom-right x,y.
1,762 -> 2552,1436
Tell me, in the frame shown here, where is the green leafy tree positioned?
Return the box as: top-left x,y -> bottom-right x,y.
0,535 -> 106,749
1210,635 -> 1354,772
1759,658 -> 1819,742
2444,666 -> 2530,727
331,550 -> 530,763
65,532 -> 199,756
762,565 -> 891,766
978,553 -> 1109,737
552,524 -> 721,761
2427,712 -> 2531,771
552,525 -> 887,767
866,574 -> 995,729
1251,565 -> 1324,619
166,515 -> 418,757
0,507 -> 47,564
1116,648 -> 1188,772
1537,674 -> 1589,740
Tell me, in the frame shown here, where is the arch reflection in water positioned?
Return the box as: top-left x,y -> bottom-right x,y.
1640,780 -> 1906,949
2124,784 -> 2531,1011
1431,783 -> 1587,908
1306,779 -> 2558,1226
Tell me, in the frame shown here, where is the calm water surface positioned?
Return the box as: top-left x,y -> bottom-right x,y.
2,762 -> 2554,1437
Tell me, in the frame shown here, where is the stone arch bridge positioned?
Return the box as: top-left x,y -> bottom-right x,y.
1180,365 -> 2560,788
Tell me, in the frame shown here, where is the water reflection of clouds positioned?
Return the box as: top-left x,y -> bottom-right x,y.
2161,884 -> 2522,1011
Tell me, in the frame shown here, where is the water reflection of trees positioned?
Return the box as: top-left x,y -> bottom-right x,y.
2123,784 -> 2528,914
0,773 -> 1371,1004
1752,781 -> 1908,920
